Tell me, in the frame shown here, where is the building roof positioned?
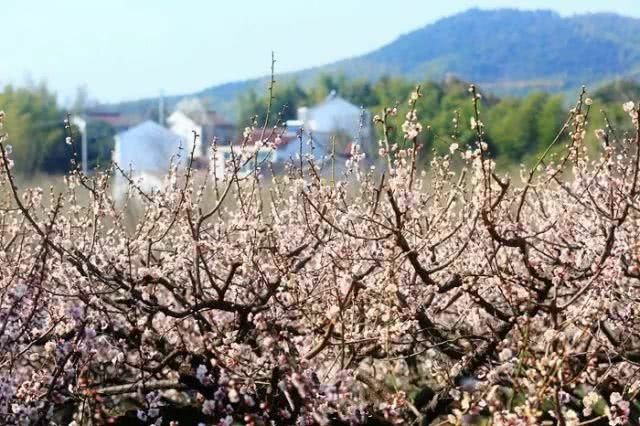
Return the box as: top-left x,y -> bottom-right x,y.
308,91 -> 362,115
300,91 -> 369,136
86,111 -> 137,129
172,98 -> 233,127
174,109 -> 233,127
115,121 -> 184,172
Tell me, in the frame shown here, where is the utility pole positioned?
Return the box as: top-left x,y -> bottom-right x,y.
71,115 -> 88,174
81,116 -> 87,174
159,90 -> 165,126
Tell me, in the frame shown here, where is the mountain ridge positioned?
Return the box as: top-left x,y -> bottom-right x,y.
108,8 -> 640,119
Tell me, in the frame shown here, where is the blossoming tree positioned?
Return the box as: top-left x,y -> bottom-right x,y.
0,87 -> 638,425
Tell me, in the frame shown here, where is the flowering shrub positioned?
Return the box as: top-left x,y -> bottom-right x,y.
0,87 -> 639,425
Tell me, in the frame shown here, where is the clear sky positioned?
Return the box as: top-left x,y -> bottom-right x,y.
2,0 -> 639,104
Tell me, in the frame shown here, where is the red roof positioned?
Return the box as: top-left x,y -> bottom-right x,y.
86,112 -> 136,128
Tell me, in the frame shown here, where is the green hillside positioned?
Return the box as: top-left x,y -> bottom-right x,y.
107,8 -> 640,118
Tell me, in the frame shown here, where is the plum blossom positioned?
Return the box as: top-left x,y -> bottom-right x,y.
623,101 -> 635,113
0,89 -> 637,425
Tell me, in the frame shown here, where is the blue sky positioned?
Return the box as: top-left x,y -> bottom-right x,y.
1,0 -> 639,103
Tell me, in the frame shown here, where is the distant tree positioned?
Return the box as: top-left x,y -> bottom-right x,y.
311,74 -> 379,108
0,84 -> 116,175
237,81 -> 309,126
85,121 -> 115,170
371,76 -> 414,110
71,84 -> 90,115
0,83 -> 67,175
593,79 -> 640,104
537,94 -> 565,148
488,92 -> 551,160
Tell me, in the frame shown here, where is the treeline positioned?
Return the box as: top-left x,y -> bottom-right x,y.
0,84 -> 114,176
0,85 -> 67,175
238,75 -> 640,165
2,78 -> 639,175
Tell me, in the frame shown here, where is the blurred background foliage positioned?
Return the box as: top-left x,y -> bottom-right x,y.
0,83 -> 115,176
2,76 -> 639,176
237,74 -> 639,167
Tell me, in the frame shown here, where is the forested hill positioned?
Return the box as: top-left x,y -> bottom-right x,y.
329,8 -> 640,94
108,8 -> 640,118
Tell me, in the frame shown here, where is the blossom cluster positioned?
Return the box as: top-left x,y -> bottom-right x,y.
0,89 -> 639,425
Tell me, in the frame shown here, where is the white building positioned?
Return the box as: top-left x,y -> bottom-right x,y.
112,121 -> 184,201
167,98 -> 235,159
153,92 -> 374,181
232,92 -> 375,174
209,144 -> 274,179
292,91 -> 374,161
270,128 -> 325,165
